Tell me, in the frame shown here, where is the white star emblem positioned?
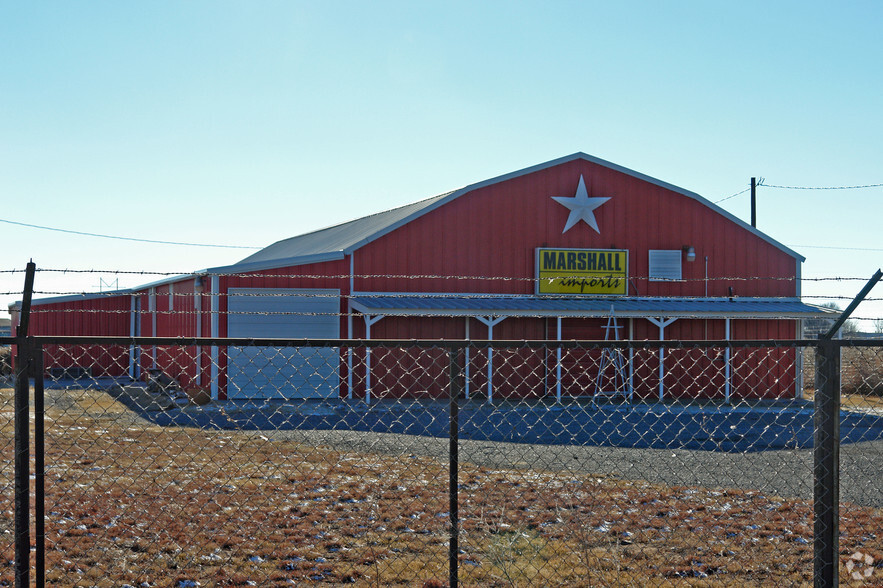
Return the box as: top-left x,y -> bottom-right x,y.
551,175 -> 610,234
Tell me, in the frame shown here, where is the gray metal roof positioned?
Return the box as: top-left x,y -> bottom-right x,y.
211,152 -> 804,273
350,295 -> 835,320
9,289 -> 136,310
218,191 -> 455,272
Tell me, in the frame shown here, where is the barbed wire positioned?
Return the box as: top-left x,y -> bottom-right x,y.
6,268 -> 882,283
14,291 -> 882,304
21,268 -> 192,276
2,274 -> 880,302
25,307 -> 879,322
5,269 -> 882,327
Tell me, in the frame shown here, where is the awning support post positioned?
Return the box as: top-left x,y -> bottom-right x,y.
348,255 -> 355,400
476,316 -> 506,403
628,318 -> 635,400
194,282 -> 202,387
129,295 -> 137,380
556,317 -> 563,403
647,317 -> 676,402
464,318 -> 471,400
210,275 -> 220,401
149,288 -> 157,368
363,315 -> 384,405
724,318 -> 731,404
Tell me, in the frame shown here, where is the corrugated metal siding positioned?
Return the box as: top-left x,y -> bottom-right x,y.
150,279 -> 202,390
338,157 -> 804,400
354,313 -> 798,400
350,316 -> 551,400
350,316 -> 458,399
28,295 -> 131,377
351,315 -> 800,401
137,292 -> 152,380
729,319 -> 798,400
30,296 -> 129,336
353,159 -> 798,298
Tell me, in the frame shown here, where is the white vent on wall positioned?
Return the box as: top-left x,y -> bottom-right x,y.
648,250 -> 682,281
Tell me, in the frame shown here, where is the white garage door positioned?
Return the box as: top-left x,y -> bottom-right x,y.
227,288 -> 340,399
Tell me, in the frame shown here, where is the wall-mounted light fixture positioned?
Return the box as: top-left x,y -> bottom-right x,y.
683,246 -> 696,262
194,275 -> 205,293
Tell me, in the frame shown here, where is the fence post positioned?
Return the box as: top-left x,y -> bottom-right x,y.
34,345 -> 45,586
13,339 -> 32,588
814,337 -> 840,588
812,269 -> 880,587
448,346 -> 462,588
14,261 -> 36,588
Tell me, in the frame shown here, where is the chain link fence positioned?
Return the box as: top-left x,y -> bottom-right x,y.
3,337 -> 883,586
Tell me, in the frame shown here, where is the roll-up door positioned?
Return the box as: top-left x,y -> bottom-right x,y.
226,288 -> 340,399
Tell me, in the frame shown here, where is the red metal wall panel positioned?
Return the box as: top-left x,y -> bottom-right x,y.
28,295 -> 131,377
352,159 -> 797,298
151,280 -> 202,390
333,158 -> 803,401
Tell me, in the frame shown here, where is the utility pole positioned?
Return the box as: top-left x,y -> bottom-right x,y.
750,177 -> 756,228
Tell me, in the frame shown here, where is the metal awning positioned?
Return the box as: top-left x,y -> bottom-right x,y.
350,295 -> 835,320
349,294 -> 834,405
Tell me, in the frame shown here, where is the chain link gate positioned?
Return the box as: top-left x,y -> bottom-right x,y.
5,336 -> 883,586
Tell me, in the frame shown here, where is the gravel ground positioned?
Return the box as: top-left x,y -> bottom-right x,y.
262,427 -> 883,508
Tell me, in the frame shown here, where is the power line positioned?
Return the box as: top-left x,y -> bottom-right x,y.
714,179 -> 881,204
762,182 -> 883,190
713,187 -> 750,204
789,244 -> 883,252
0,217 -> 262,249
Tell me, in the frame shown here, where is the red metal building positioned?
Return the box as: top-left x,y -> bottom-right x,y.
12,153 -> 831,402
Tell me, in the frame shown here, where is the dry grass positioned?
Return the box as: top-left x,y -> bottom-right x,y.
803,345 -> 883,410
803,387 -> 883,412
840,346 -> 883,399
0,386 -> 881,586
0,348 -> 10,377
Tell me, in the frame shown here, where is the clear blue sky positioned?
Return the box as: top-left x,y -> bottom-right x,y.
2,1 -> 882,327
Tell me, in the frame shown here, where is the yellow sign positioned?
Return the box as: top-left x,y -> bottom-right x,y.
536,248 -> 628,295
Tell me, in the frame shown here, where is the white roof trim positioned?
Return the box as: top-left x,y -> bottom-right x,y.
348,305 -> 822,320
350,292 -> 833,320
9,289 -> 135,309
353,291 -> 818,303
204,251 -> 346,275
338,152 -> 804,262
223,152 -> 804,272
133,273 -> 198,292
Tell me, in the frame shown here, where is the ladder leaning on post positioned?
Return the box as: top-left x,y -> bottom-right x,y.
593,306 -> 632,404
